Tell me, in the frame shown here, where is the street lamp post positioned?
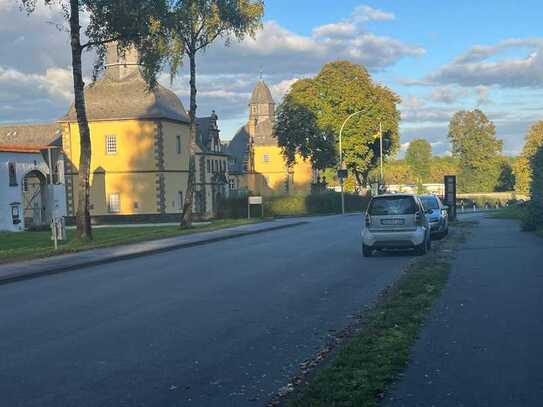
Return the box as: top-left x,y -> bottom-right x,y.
338,111 -> 366,214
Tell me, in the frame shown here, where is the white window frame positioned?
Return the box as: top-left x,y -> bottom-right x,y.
263,153 -> 270,163
105,135 -> 117,155
108,193 -> 120,213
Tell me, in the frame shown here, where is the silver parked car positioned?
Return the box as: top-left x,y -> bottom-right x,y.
419,195 -> 449,239
362,194 -> 431,257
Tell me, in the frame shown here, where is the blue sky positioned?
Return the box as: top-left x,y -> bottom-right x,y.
1,0 -> 542,156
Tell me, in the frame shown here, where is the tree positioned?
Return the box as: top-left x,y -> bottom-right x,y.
276,61 -> 401,189
275,92 -> 336,171
514,121 -> 543,196
21,0 -> 168,240
448,109 -> 503,193
405,139 -> 432,183
169,0 -> 264,227
427,156 -> 459,183
496,157 -> 515,192
528,146 -> 543,228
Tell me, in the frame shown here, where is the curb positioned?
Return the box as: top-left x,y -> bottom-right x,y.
0,221 -> 307,285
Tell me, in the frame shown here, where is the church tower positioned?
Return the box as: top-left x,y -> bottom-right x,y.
104,43 -> 141,81
247,80 -> 275,137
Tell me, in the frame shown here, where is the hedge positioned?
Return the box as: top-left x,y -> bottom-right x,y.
525,146 -> 543,230
217,192 -> 369,219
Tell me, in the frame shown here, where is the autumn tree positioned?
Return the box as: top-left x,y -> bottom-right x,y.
275,83 -> 336,171
526,145 -> 543,229
448,109 -> 503,193
168,0 -> 264,227
21,0 -> 168,240
276,61 -> 401,189
405,139 -> 432,183
513,121 -> 543,196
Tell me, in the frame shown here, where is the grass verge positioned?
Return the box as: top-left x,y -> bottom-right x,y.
0,219 -> 260,265
275,222 -> 474,407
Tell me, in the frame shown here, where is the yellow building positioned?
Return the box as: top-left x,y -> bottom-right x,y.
194,113 -> 229,218
226,80 -> 313,196
59,45 -> 192,223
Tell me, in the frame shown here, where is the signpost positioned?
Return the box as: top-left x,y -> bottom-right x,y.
444,175 -> 457,221
248,196 -> 264,219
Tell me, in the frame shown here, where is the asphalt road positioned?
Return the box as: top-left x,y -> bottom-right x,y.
385,216 -> 543,406
0,214 -> 413,407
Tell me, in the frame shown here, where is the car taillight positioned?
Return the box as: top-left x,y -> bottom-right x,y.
365,214 -> 371,227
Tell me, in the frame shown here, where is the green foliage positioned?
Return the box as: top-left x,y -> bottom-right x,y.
448,110 -> 503,193
219,193 -> 369,218
426,156 -> 460,183
275,95 -> 336,170
514,121 -> 543,195
496,157 -> 516,192
369,157 -> 459,186
405,139 -> 432,182
276,61 -> 401,185
168,0 -> 264,74
526,145 -> 543,230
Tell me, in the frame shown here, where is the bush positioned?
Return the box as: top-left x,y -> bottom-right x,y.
525,145 -> 543,230
217,192 -> 369,219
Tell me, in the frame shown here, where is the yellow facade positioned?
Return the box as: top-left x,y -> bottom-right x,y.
62,119 -> 190,218
226,80 -> 315,197
249,146 -> 313,196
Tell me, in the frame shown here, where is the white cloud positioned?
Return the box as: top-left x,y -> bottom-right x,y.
425,38 -> 543,88
401,107 -> 453,123
353,5 -> 395,22
430,86 -> 468,104
402,95 -> 424,109
0,3 -> 423,134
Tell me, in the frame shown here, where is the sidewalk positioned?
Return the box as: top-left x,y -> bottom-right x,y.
0,219 -> 306,284
385,216 -> 543,406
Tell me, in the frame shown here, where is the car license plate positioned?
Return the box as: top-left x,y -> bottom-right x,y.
381,218 -> 405,225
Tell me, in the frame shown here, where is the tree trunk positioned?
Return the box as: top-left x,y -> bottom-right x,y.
69,0 -> 92,240
180,51 -> 197,228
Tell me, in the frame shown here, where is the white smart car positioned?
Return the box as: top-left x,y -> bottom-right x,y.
362,194 -> 432,257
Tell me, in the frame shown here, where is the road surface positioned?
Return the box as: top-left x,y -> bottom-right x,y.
1,214 -> 413,407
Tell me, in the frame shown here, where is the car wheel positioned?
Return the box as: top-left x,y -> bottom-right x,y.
362,244 -> 373,257
415,239 -> 427,256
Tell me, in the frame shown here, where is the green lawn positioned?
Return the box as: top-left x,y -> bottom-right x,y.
283,222 -> 473,407
0,219 -> 260,264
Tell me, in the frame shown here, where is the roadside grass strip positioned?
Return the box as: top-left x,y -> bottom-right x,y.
0,219 -> 260,264
279,222 -> 473,407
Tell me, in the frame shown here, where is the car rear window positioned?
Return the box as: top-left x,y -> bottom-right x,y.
420,196 -> 440,210
368,196 -> 418,216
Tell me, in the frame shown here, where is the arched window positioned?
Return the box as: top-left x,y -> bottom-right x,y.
8,162 -> 17,186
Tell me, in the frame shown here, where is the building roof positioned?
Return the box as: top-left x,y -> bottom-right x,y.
225,125 -> 250,174
250,80 -> 274,105
59,70 -> 190,124
0,144 -> 47,153
253,118 -> 277,146
0,123 -> 62,147
196,116 -> 216,151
